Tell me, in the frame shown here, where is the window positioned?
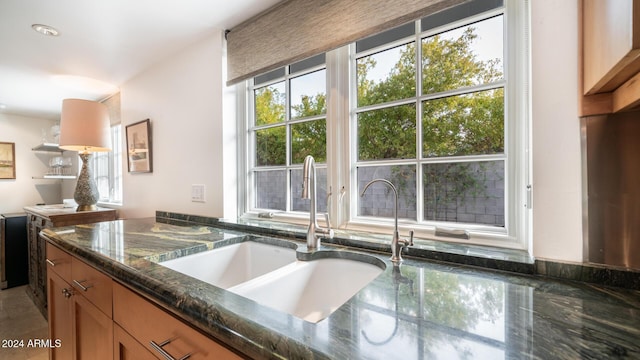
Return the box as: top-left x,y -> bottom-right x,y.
249,54 -> 327,213
355,5 -> 506,226
92,124 -> 123,204
242,0 -> 530,248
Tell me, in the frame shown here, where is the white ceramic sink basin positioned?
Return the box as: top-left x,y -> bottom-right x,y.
160,241 -> 297,289
229,257 -> 384,323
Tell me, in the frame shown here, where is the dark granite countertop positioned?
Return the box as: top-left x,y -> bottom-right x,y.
43,218 -> 640,359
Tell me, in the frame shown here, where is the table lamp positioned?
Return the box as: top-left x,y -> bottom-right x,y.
58,99 -> 111,211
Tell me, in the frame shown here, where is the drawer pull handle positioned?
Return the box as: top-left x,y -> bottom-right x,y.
150,338 -> 191,360
46,259 -> 57,267
72,279 -> 93,292
62,288 -> 73,299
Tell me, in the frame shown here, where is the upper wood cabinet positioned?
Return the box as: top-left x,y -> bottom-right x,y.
582,0 -> 640,114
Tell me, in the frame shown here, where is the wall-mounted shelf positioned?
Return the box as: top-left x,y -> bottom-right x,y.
32,175 -> 77,180
32,143 -> 76,180
32,143 -> 63,152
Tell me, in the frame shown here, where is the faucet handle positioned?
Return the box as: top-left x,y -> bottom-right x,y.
323,213 -> 334,239
398,230 -> 414,250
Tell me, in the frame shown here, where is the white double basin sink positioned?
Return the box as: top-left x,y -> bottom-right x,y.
159,240 -> 385,323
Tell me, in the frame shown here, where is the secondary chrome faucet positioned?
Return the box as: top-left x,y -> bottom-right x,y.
360,178 -> 414,262
302,155 -> 333,249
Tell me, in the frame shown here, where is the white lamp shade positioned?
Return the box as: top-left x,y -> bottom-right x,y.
59,99 -> 111,152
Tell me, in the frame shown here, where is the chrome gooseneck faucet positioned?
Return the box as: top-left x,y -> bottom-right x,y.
302,155 -> 333,249
360,178 -> 414,262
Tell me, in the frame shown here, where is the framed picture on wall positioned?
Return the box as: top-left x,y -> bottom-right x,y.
0,142 -> 16,179
126,119 -> 152,173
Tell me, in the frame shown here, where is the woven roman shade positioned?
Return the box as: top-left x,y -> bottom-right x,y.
226,0 -> 469,85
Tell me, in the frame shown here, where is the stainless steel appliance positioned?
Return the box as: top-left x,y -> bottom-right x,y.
0,213 -> 28,289
582,110 -> 640,269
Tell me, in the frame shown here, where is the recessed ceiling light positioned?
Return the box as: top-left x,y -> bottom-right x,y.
32,24 -> 60,37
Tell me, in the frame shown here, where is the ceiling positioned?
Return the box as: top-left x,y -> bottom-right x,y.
0,0 -> 283,120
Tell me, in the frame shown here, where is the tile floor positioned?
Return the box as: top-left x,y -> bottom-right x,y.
0,286 -> 49,360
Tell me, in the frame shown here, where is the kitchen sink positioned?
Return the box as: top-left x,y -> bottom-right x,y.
159,240 -> 297,289
229,256 -> 385,323
160,239 -> 385,323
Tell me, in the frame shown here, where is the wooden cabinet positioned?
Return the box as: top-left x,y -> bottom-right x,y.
24,205 -> 116,318
47,271 -> 73,360
113,282 -> 242,360
47,242 -> 244,360
582,0 -> 640,114
27,213 -> 48,316
47,242 -> 113,360
114,325 -> 157,360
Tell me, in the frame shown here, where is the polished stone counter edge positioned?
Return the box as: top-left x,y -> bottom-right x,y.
536,258 -> 640,290
156,211 -> 640,291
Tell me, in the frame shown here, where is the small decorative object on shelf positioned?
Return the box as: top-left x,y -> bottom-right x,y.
46,156 -> 73,176
31,143 -> 77,180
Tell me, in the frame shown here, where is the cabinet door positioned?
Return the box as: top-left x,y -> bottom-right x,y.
583,0 -> 640,94
47,271 -> 74,360
113,282 -> 242,360
114,324 -> 157,360
73,294 -> 113,360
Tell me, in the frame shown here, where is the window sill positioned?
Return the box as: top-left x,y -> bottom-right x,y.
163,212 -> 535,275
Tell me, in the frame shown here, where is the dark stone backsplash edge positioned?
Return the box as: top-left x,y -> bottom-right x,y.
156,211 -> 640,290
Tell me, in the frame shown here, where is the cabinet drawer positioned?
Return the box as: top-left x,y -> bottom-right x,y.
71,257 -> 112,318
114,324 -> 157,360
46,243 -> 72,282
113,282 -> 242,360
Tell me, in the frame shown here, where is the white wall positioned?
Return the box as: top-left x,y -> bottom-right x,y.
120,31 -> 231,219
0,114 -> 60,213
531,0 -> 583,262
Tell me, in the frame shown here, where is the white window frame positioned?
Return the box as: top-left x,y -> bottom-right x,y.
92,124 -> 123,205
240,0 -> 531,250
244,61 -> 329,226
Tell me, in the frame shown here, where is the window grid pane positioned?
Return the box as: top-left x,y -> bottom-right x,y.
357,43 -> 416,107
291,168 -> 327,212
254,82 -> 285,126
357,104 -> 416,161
290,69 -> 327,119
255,170 -> 286,211
255,126 -> 286,166
422,88 -> 504,158
421,15 -> 504,95
291,119 -> 327,164
358,165 -> 416,220
423,161 -> 504,226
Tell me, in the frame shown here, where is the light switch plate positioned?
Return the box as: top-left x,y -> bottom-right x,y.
191,184 -> 205,202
